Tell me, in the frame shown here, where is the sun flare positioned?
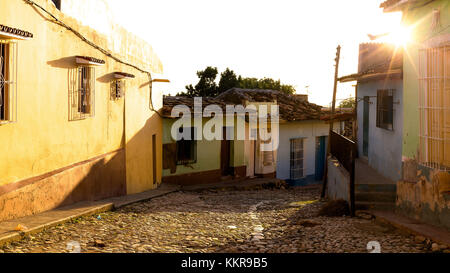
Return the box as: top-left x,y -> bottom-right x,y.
385,25 -> 413,46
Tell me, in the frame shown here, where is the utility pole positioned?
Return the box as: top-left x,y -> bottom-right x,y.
321,45 -> 341,198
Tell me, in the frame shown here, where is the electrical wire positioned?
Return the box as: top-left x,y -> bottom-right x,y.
23,0 -> 162,117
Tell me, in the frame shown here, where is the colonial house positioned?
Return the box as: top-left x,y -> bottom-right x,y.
161,96 -> 258,185
380,0 -> 450,228
327,0 -> 449,229
217,88 -> 345,186
339,43 -> 404,183
0,0 -> 165,221
161,88 -> 347,186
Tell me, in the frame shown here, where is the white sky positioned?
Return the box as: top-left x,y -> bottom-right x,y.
108,0 -> 402,106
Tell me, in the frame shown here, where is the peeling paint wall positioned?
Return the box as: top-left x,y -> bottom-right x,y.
397,0 -> 450,228
398,160 -> 450,228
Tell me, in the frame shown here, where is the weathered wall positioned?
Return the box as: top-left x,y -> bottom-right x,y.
277,121 -> 338,181
356,79 -> 403,181
326,157 -> 351,202
397,162 -> 450,229
0,0 -> 163,220
396,0 -> 450,228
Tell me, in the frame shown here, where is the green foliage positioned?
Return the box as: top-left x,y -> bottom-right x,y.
338,97 -> 356,109
218,68 -> 239,94
179,66 -> 219,97
238,76 -> 295,95
177,67 -> 296,97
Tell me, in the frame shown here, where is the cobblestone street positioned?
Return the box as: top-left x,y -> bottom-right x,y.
0,186 -> 436,253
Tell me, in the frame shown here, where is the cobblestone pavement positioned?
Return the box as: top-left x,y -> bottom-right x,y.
0,186 -> 443,253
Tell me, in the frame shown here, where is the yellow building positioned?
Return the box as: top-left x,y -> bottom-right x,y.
0,0 -> 164,221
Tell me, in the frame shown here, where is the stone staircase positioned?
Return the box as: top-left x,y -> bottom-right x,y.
354,159 -> 397,211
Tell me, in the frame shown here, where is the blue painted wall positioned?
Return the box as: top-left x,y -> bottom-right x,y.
356,79 -> 403,182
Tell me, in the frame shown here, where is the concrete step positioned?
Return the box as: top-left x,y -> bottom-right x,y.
356,183 -> 397,193
355,191 -> 397,203
355,201 -> 395,211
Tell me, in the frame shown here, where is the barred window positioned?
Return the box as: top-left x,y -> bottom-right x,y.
69,66 -> 95,120
290,138 -> 304,180
0,40 -> 17,124
418,45 -> 450,170
376,89 -> 394,131
176,127 -> 197,165
111,80 -> 125,100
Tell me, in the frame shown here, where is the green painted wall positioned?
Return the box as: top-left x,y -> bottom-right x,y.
162,117 -> 245,177
401,0 -> 450,158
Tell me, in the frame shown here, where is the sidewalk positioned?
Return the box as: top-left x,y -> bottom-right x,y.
0,178 -> 281,247
370,210 -> 450,248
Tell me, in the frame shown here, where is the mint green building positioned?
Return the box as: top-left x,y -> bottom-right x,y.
381,0 -> 450,228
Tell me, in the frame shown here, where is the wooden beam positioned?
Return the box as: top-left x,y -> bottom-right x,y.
321,45 -> 341,198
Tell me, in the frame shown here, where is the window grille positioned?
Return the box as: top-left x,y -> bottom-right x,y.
111,79 -> 125,100
418,45 -> 450,170
290,138 -> 304,180
376,89 -> 394,130
176,127 -> 197,165
69,66 -> 95,120
0,40 -> 17,124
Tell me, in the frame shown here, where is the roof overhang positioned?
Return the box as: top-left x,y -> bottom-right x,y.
0,25 -> 33,40
113,72 -> 135,79
380,0 -> 419,12
339,69 -> 403,83
75,56 -> 105,66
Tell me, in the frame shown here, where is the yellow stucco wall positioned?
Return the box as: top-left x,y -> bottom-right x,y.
0,0 -> 163,194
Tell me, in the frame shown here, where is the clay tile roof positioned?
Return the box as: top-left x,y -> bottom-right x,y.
114,72 -> 135,79
380,0 -> 402,8
320,108 -> 355,121
0,24 -> 33,39
162,96 -> 227,118
216,88 -> 323,122
75,56 -> 106,65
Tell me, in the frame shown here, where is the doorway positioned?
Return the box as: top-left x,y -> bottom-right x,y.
152,134 -> 157,184
221,127 -> 232,176
315,136 -> 327,181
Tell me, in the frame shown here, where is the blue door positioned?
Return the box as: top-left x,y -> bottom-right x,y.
315,136 -> 327,181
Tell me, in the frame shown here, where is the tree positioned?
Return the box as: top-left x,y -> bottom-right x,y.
177,67 -> 296,97
238,77 -> 295,94
218,68 -> 239,94
178,66 -> 219,97
338,97 -> 356,109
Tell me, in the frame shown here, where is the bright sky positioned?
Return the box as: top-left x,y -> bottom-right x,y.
108,0 -> 402,106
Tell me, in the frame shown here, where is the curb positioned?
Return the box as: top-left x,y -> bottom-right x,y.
0,203 -> 114,247
369,211 -> 450,249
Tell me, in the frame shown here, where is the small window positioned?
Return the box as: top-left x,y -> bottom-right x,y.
111,80 -> 125,99
290,138 -> 304,180
69,66 -> 95,120
376,89 -> 394,130
176,127 -> 197,165
0,40 -> 17,124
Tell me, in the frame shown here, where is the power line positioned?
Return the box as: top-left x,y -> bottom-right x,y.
22,0 -> 162,117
